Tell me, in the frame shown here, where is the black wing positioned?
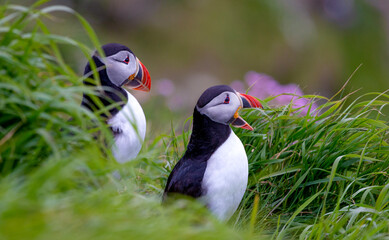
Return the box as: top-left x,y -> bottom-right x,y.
163,157 -> 207,201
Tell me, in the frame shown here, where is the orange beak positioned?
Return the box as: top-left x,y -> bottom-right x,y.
230,93 -> 262,131
123,58 -> 151,92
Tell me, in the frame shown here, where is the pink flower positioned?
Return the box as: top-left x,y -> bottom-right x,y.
232,71 -> 318,115
155,78 -> 175,97
230,80 -> 246,93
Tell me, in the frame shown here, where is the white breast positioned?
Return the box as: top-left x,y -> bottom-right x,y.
201,130 -> 248,220
107,90 -> 146,163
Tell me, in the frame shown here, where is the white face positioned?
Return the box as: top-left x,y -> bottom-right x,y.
96,50 -> 138,87
197,91 -> 243,124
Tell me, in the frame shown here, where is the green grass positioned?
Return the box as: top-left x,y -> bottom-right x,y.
0,2 -> 388,240
233,92 -> 389,239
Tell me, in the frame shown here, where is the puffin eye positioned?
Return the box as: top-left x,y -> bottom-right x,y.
223,95 -> 230,104
123,56 -> 130,64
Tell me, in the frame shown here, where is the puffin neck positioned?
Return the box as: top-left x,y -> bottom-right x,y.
185,108 -> 231,159
82,56 -> 128,117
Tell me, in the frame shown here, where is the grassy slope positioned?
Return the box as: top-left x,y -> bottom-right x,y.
0,3 -> 388,240
235,93 -> 389,239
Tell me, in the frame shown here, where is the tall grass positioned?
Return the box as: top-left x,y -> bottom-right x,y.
0,2 -> 110,174
0,3 -> 259,240
158,91 -> 389,239
0,2 -> 388,240
232,92 -> 389,238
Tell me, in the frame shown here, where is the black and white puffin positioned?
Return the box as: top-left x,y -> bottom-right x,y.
82,43 -> 151,163
163,85 -> 262,220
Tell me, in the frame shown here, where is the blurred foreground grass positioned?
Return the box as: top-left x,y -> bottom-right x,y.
0,2 -> 388,240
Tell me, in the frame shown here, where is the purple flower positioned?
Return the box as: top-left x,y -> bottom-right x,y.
232,71 -> 318,115
246,72 -> 279,99
155,78 -> 175,97
230,80 -> 246,93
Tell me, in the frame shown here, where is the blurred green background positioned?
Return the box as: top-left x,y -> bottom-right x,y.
12,0 -> 389,129
1,2 -> 388,238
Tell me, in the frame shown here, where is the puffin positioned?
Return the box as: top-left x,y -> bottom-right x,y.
163,85 -> 262,221
82,43 -> 151,163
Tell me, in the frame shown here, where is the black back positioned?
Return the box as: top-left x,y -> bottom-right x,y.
81,44 -> 131,117
163,107 -> 231,200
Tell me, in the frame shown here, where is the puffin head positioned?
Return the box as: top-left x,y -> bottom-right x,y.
196,85 -> 262,131
84,43 -> 151,92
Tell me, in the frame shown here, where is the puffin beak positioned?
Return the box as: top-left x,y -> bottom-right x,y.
123,58 -> 151,92
239,93 -> 263,109
230,93 -> 262,131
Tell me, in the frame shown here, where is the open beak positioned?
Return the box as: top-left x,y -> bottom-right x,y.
230,93 -> 262,131
123,58 -> 151,92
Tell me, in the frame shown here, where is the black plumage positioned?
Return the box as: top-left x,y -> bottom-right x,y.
163,95 -> 231,200
163,85 -> 261,220
81,46 -> 130,117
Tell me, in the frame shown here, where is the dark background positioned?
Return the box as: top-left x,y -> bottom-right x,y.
12,0 -> 389,129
